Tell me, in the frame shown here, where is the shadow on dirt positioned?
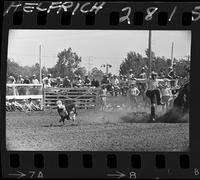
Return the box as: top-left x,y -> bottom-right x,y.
120,112 -> 150,123
41,124 -> 78,127
121,107 -> 189,123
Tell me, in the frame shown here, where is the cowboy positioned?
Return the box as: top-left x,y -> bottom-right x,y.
16,75 -> 24,84
43,74 -> 52,88
56,77 -> 63,87
91,78 -> 100,88
8,76 -> 16,84
138,67 -> 147,95
63,76 -> 71,88
84,75 -> 91,86
23,75 -> 30,84
77,76 -> 83,87
32,74 -> 39,84
145,71 -> 165,106
101,75 -> 110,85
167,66 -> 178,87
139,67 -> 147,79
129,69 -> 134,79
128,83 -> 140,110
159,69 -> 166,78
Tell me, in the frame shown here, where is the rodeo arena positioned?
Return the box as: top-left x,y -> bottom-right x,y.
6,33 -> 190,152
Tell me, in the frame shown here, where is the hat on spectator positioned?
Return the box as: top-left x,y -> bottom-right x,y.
33,74 -> 36,77
151,71 -> 158,76
48,74 -> 51,78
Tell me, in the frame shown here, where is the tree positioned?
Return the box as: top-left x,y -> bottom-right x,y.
52,48 -> 82,79
7,58 -> 23,79
74,67 -> 87,78
145,48 -> 156,59
91,67 -> 104,81
119,48 -> 191,78
119,51 -> 145,76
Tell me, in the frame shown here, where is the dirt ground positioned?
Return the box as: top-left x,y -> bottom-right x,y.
6,96 -> 189,151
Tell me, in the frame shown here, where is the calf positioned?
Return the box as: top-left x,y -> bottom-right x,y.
56,100 -> 77,125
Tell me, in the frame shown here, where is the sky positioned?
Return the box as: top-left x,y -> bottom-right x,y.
7,30 -> 191,75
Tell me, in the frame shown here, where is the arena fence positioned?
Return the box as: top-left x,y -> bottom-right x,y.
6,83 -> 44,106
44,87 -> 101,110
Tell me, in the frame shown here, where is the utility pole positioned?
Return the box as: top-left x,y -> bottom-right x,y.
185,55 -> 190,62
39,44 -> 42,84
87,56 -> 93,75
101,64 -> 112,75
148,30 -> 152,78
171,42 -> 174,68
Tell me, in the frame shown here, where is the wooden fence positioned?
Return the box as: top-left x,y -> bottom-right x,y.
44,87 -> 101,110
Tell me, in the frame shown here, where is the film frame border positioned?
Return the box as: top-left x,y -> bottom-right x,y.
1,0 -> 200,179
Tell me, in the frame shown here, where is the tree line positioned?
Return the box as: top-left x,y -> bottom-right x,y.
7,47 -> 190,81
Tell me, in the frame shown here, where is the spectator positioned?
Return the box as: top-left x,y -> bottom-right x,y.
63,76 -> 71,88
16,75 -> 24,84
128,69 -> 135,79
167,66 -> 178,87
84,75 -> 91,86
91,78 -> 100,88
159,69 -> 166,78
110,75 -> 115,85
7,76 -> 17,95
99,85 -> 107,110
113,75 -> 119,86
32,74 -> 39,84
128,83 -> 140,110
91,78 -> 99,88
23,75 -> 30,84
7,76 -> 16,84
101,75 -> 110,85
139,67 -> 147,79
73,76 -> 83,87
43,74 -> 52,87
56,77 -> 63,87
167,66 -> 177,79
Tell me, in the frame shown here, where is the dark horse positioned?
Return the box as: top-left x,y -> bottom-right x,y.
173,82 -> 190,113
156,82 -> 190,123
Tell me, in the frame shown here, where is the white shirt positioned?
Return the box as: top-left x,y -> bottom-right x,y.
100,89 -> 107,97
43,77 -> 51,86
147,79 -> 159,90
114,78 -> 119,85
32,79 -> 39,84
161,87 -> 172,96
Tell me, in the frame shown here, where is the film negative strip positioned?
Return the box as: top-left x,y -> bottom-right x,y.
0,0 -> 200,179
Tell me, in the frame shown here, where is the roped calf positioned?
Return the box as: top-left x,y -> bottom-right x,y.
56,100 -> 77,125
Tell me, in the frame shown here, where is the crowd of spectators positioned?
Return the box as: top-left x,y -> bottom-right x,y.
6,64 -> 190,92
6,65 -> 190,112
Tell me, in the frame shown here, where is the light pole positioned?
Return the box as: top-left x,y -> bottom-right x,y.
101,64 -> 112,75
39,44 -> 42,83
148,30 -> 152,78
